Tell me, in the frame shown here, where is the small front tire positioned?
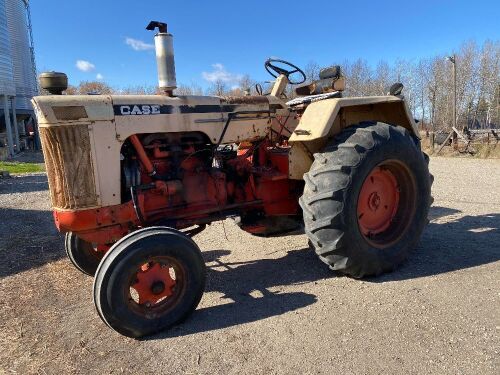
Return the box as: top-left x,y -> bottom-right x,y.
93,227 -> 206,338
65,232 -> 104,276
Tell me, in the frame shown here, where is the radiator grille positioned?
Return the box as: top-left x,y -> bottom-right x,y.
39,125 -> 98,209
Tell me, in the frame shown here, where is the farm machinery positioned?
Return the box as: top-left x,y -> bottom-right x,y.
33,21 -> 432,338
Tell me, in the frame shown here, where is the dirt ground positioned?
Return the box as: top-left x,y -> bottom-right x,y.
0,157 -> 499,375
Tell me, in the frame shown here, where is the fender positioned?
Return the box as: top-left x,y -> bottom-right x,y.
287,96 -> 420,179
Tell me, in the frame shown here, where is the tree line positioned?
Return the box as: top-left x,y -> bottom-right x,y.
55,39 -> 499,131
335,40 -> 499,131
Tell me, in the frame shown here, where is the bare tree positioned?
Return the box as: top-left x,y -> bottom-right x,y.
304,60 -> 321,83
373,60 -> 391,95
120,85 -> 158,95
342,58 -> 372,96
174,84 -> 193,96
189,82 -> 204,96
207,79 -> 227,96
239,74 -> 254,93
64,85 -> 78,95
77,81 -> 114,95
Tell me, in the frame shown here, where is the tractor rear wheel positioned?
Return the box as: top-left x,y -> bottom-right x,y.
93,227 -> 206,338
300,122 -> 432,278
65,232 -> 104,276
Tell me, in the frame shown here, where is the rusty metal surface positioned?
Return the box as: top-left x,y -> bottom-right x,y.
220,96 -> 269,105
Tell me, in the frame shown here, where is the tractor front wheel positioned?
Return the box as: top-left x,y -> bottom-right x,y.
300,122 -> 432,278
65,232 -> 104,276
93,227 -> 206,338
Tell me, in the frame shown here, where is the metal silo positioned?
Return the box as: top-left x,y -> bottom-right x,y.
0,0 -> 15,97
5,0 -> 37,110
0,0 -> 38,158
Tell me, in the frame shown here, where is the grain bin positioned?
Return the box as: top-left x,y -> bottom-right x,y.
0,0 -> 38,158
0,0 -> 15,97
5,0 -> 37,110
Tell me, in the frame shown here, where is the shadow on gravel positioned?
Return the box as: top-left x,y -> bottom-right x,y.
158,207 -> 500,338
0,207 -> 63,278
0,174 -> 49,194
427,206 -> 461,220
3,195 -> 499,335
149,247 -> 330,339
371,207 -> 500,283
9,150 -> 45,164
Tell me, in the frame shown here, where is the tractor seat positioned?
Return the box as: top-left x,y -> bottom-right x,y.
295,65 -> 344,95
288,65 -> 345,107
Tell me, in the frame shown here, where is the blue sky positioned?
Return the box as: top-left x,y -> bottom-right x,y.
31,0 -> 499,89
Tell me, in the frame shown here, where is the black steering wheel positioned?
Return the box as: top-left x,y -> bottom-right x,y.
265,58 -> 306,85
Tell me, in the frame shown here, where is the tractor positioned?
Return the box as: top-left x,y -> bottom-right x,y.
33,21 -> 433,338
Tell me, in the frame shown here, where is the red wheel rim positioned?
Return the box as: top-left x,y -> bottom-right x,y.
131,262 -> 177,305
125,256 -> 187,317
357,166 -> 400,237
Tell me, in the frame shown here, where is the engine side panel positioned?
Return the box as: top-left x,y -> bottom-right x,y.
33,94 -> 275,208
112,95 -> 271,144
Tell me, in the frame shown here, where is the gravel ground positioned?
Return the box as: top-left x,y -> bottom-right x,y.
0,157 -> 498,374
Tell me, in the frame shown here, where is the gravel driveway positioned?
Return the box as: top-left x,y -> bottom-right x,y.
0,157 -> 499,374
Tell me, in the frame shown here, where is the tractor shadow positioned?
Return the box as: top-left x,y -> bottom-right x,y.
0,206 -> 63,278
0,173 -> 49,195
153,206 -> 500,338
0,174 -> 62,277
150,246 -> 329,340
368,206 -> 500,283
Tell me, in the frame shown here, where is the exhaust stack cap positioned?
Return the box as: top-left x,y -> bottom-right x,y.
39,72 -> 68,95
146,21 -> 177,94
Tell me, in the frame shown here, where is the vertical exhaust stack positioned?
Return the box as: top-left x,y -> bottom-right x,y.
146,21 -> 177,96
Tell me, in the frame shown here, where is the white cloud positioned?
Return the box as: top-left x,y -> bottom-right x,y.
96,73 -> 104,80
202,63 -> 243,84
76,60 -> 95,72
125,37 -> 155,51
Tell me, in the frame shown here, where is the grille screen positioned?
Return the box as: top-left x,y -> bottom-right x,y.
39,125 -> 98,209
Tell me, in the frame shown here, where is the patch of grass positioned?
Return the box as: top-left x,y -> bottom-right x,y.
0,161 -> 45,174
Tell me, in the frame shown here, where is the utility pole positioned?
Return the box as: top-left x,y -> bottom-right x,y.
447,55 -> 457,148
429,87 -> 436,151
497,84 -> 499,129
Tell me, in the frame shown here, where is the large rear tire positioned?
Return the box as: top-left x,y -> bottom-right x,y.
300,122 -> 432,278
93,227 -> 206,338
